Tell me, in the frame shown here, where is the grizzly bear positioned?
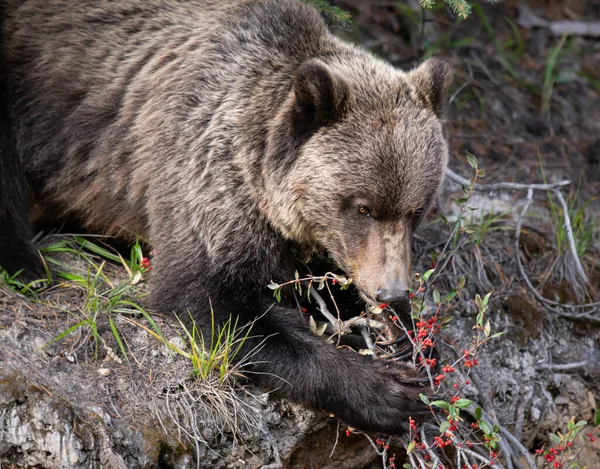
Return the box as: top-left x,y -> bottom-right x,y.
0,0 -> 451,434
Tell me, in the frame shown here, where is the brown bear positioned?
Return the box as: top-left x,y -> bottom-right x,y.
0,0 -> 451,434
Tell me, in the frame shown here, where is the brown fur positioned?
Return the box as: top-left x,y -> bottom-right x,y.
0,0 -> 451,434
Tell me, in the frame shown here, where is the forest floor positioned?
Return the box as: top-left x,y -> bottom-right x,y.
1,1 -> 599,468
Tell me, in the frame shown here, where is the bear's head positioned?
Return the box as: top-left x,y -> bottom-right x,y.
265,56 -> 451,310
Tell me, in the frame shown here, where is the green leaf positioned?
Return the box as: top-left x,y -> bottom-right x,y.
483,291 -> 492,306
479,420 -> 492,434
458,276 -> 466,289
452,197 -> 469,205
549,433 -> 561,445
478,169 -> 486,178
594,407 -> 600,427
407,441 -> 416,454
432,288 -> 441,305
420,393 -> 431,406
267,282 -> 280,290
466,152 -> 478,169
431,400 -> 450,409
309,316 -> 317,334
476,311 -> 484,328
484,320 -> 491,338
475,294 -> 484,313
44,319 -> 90,347
455,399 -> 474,409
444,291 -> 459,304
439,421 -> 451,433
422,268 -> 435,282
316,323 -> 328,336
490,332 -> 506,339
475,407 -> 483,420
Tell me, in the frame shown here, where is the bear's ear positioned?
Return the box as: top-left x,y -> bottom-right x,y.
292,59 -> 348,135
407,58 -> 452,118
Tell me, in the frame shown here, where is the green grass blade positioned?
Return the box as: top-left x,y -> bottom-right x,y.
44,319 -> 89,348
108,315 -> 129,362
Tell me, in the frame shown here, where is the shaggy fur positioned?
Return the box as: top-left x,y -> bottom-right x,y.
0,0 -> 451,434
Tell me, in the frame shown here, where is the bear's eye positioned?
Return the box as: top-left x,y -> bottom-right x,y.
415,208 -> 425,217
357,205 -> 371,217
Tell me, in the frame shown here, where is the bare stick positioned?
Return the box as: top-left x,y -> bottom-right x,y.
457,444 -> 505,468
419,428 -> 442,468
360,326 -> 375,352
513,189 -> 600,321
518,5 -> 600,37
309,286 -> 348,334
446,168 -> 571,191
514,387 -> 534,443
553,188 -> 589,283
343,316 -> 385,330
535,360 -> 588,371
329,421 -> 340,459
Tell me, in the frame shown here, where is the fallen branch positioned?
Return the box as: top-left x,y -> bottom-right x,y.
553,188 -> 589,284
518,5 -> 600,37
513,189 -> 600,322
446,168 -> 599,321
446,167 -> 570,191
535,360 -> 588,371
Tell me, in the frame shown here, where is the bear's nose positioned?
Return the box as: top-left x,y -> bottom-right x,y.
375,284 -> 410,306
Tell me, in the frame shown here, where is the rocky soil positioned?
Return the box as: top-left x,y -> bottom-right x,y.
1,1 -> 600,468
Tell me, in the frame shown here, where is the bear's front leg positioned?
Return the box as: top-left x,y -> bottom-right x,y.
151,258 -> 431,433
244,302 -> 432,434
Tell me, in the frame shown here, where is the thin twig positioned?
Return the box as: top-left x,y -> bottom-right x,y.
360,326 -> 375,352
420,428 -> 442,468
535,360 -> 588,371
553,188 -> 589,284
309,286 -> 348,334
446,168 -> 571,191
329,420 -> 340,459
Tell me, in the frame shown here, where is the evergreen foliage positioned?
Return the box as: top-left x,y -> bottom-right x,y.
303,0 -> 352,26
